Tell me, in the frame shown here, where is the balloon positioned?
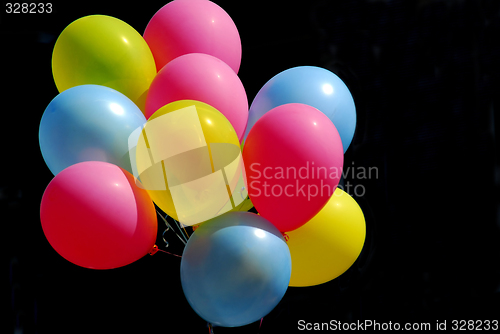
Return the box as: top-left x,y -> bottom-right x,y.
135,100 -> 247,226
144,0 -> 241,73
40,161 -> 157,269
230,196 -> 254,212
244,66 -> 356,152
39,85 -> 147,175
52,15 -> 156,112
243,103 -> 344,232
180,212 -> 291,327
144,53 -> 248,142
287,188 -> 366,287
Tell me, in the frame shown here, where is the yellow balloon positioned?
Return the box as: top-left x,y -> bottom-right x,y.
287,188 -> 366,287
228,139 -> 254,213
230,196 -> 254,212
135,100 -> 247,225
52,15 -> 156,112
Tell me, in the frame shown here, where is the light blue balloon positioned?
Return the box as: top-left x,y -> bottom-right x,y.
180,212 -> 291,327
244,66 -> 356,152
39,85 -> 146,175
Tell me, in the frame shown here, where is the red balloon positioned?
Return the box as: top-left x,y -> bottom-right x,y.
40,161 -> 157,269
243,103 -> 344,232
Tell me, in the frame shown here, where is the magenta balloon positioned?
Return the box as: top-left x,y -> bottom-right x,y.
243,103 -> 344,232
40,161 -> 158,269
143,0 -> 241,73
144,53 -> 248,142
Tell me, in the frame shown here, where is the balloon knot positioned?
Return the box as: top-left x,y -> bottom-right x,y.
149,244 -> 159,256
281,232 -> 289,242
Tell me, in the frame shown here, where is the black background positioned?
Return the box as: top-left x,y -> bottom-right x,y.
2,0 -> 500,333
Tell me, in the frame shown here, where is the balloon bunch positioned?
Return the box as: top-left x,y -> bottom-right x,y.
38,0 -> 367,329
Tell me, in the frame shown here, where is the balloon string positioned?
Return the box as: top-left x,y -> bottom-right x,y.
172,217 -> 189,243
258,317 -> 264,333
156,248 -> 182,258
181,224 -> 190,240
185,227 -> 191,239
148,244 -> 182,258
207,323 -> 214,334
165,212 -> 189,243
156,210 -> 186,245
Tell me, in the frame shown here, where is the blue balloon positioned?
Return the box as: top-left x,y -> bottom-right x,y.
180,212 -> 291,327
244,66 -> 356,152
39,85 -> 146,175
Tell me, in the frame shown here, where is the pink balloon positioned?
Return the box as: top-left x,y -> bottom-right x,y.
243,103 -> 344,232
143,0 -> 241,73
145,53 -> 248,142
40,161 -> 158,269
